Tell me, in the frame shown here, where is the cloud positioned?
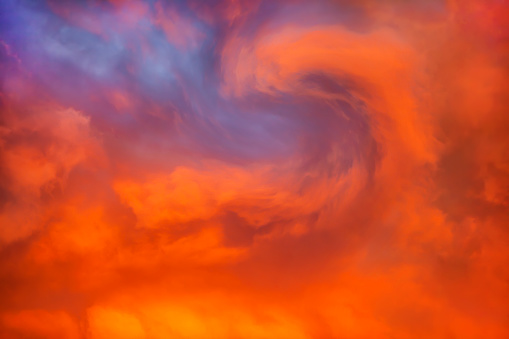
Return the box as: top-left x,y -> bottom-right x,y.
0,0 -> 508,338
0,310 -> 80,339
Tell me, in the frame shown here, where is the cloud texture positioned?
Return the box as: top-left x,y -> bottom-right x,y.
0,0 -> 508,338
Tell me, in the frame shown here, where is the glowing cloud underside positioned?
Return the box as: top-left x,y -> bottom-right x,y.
1,0 -> 508,338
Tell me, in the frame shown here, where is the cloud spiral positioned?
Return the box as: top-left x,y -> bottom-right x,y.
1,0 -> 508,338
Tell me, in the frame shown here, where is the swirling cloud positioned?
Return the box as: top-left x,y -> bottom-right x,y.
1,0 -> 508,338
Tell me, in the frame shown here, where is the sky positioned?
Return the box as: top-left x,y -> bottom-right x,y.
0,0 -> 508,338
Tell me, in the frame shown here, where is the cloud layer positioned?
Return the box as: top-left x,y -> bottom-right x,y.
1,0 -> 508,338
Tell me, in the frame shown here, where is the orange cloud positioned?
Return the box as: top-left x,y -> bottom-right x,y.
1,0 -> 508,338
